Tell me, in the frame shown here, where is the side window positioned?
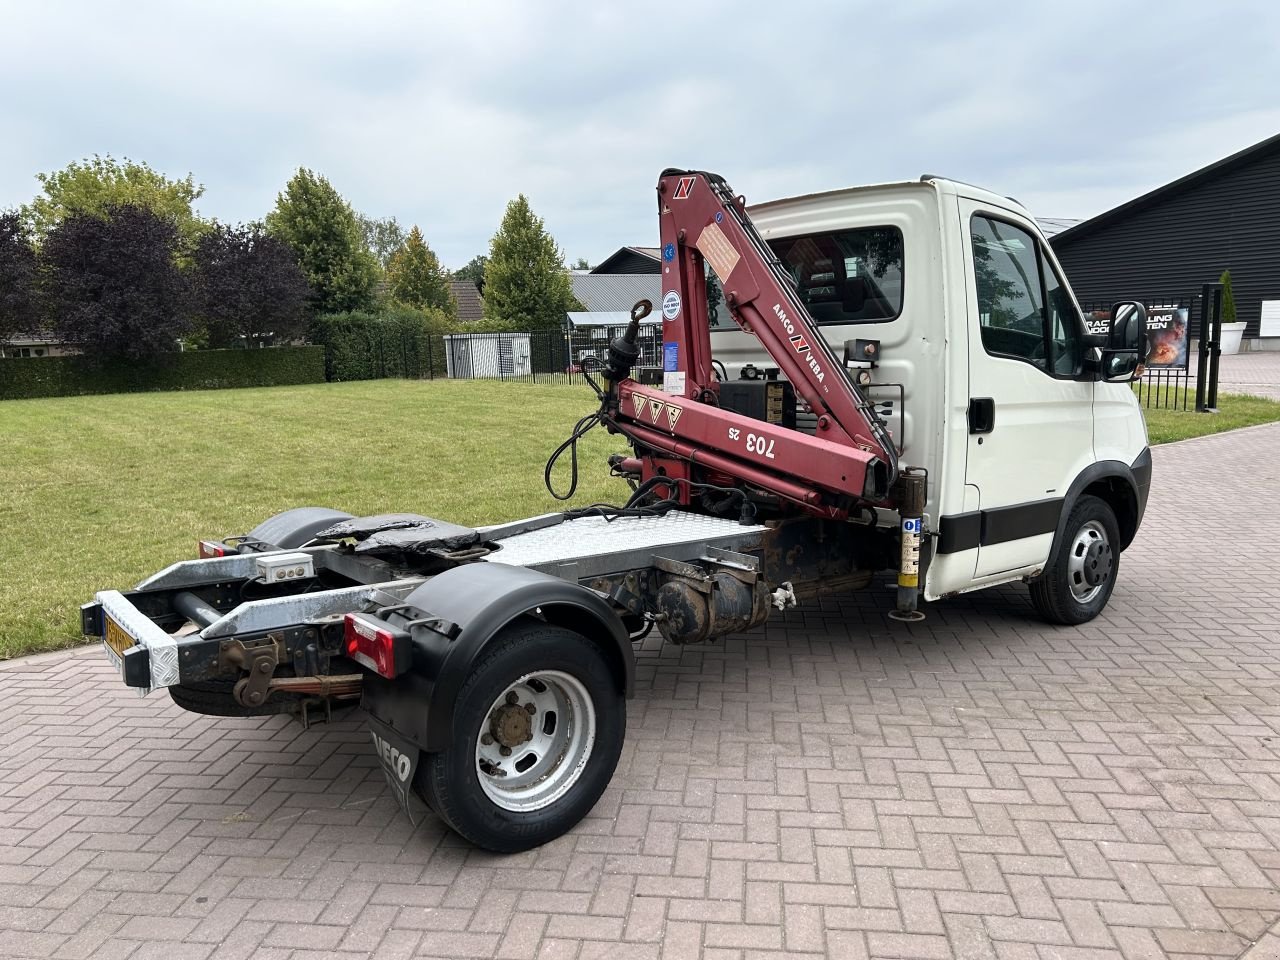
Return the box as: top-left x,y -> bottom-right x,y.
970,216 -> 1047,369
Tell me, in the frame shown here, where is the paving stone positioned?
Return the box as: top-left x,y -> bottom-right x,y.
3,421 -> 1280,959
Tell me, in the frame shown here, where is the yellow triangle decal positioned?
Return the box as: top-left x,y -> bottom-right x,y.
632,395 -> 648,419
666,405 -> 682,431
649,401 -> 665,425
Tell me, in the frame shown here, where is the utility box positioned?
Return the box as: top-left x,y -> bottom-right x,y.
718,379 -> 797,429
444,333 -> 532,379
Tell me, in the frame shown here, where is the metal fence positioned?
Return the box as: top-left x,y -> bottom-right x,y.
428,327 -> 665,385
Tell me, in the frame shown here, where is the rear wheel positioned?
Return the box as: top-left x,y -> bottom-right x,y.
414,620 -> 624,853
1029,494 -> 1120,625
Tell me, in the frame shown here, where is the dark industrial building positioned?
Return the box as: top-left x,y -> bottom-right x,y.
591,246 -> 661,274
1052,133 -> 1280,346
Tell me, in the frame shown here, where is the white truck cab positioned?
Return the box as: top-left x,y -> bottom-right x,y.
711,176 -> 1152,620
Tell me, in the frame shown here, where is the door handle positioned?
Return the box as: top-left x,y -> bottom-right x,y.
968,397 -> 995,434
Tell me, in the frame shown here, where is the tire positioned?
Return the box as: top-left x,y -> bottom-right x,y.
169,680 -> 359,719
169,680 -> 295,717
1029,494 -> 1120,625
244,507 -> 354,551
414,619 -> 625,853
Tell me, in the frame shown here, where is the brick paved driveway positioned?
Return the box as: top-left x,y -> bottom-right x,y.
3,425 -> 1280,960
1189,351 -> 1280,401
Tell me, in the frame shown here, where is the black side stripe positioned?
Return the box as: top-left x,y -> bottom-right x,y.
937,498 -> 1063,554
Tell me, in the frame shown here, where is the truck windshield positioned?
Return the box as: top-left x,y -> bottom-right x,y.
708,226 -> 904,328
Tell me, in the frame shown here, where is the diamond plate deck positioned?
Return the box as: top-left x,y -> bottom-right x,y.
484,510 -> 767,578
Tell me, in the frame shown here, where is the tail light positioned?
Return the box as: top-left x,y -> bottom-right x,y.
344,613 -> 411,678
198,540 -> 230,559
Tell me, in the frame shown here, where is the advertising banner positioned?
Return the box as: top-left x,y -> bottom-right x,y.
1144,306 -> 1190,368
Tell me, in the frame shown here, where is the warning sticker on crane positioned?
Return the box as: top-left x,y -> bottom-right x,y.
696,221 -> 741,285
631,394 -> 649,419
649,400 -> 665,425
673,176 -> 696,199
666,404 -> 682,430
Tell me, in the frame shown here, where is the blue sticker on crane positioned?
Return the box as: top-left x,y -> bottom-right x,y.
663,342 -> 679,372
901,517 -> 922,535
715,211 -> 724,223
662,243 -> 675,262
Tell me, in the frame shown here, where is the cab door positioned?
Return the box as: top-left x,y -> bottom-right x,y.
958,201 -> 1096,578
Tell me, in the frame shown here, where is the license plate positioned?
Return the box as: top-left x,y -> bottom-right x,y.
104,616 -> 136,660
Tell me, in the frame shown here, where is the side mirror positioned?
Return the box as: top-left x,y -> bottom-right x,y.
1108,300 -> 1147,351
1100,300 -> 1148,383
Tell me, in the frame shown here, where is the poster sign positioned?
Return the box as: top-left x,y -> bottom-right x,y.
1083,311 -> 1111,337
1145,307 -> 1189,368
1083,305 -> 1189,368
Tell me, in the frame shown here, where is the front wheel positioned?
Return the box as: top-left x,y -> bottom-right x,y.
1028,494 -> 1120,625
414,620 -> 625,853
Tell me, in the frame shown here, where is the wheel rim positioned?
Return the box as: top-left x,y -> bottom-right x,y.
475,670 -> 596,813
1067,519 -> 1112,604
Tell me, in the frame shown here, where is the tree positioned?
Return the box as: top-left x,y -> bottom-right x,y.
41,205 -> 192,359
23,155 -> 206,245
192,222 -> 311,348
454,254 -> 487,294
265,168 -> 378,315
571,257 -> 590,270
386,226 -> 455,314
358,214 -> 407,271
1220,269 -> 1238,325
484,195 -> 580,331
0,212 -> 37,342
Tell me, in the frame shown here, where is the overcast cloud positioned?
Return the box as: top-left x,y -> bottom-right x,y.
3,0 -> 1278,267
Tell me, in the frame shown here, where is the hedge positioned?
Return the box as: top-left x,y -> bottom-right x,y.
311,306 -> 450,382
0,346 -> 326,401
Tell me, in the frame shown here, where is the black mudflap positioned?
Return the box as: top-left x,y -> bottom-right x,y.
367,715 -> 430,825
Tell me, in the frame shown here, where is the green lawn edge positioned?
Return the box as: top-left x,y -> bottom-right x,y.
2,379 -> 1278,660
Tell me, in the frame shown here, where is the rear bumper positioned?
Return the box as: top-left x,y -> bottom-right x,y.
83,591 -> 178,691
83,574 -> 426,696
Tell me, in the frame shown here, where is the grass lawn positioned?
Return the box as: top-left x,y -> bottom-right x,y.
0,380 -> 624,660
3,378 -> 1280,660
1139,390 -> 1280,444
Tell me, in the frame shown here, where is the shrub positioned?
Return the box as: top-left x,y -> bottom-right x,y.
311,305 -> 452,381
0,346 -> 325,401
1220,269 -> 1238,326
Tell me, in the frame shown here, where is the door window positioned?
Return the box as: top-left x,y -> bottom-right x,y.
970,215 -> 1085,376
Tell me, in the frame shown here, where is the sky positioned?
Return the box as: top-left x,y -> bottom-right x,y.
3,0 -> 1279,269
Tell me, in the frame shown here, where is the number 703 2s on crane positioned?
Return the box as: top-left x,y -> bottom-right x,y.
82,169 -> 1152,852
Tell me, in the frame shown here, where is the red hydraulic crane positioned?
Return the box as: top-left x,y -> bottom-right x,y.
598,169 -> 900,520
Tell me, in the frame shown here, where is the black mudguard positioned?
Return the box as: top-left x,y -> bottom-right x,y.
360,562 -> 634,754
